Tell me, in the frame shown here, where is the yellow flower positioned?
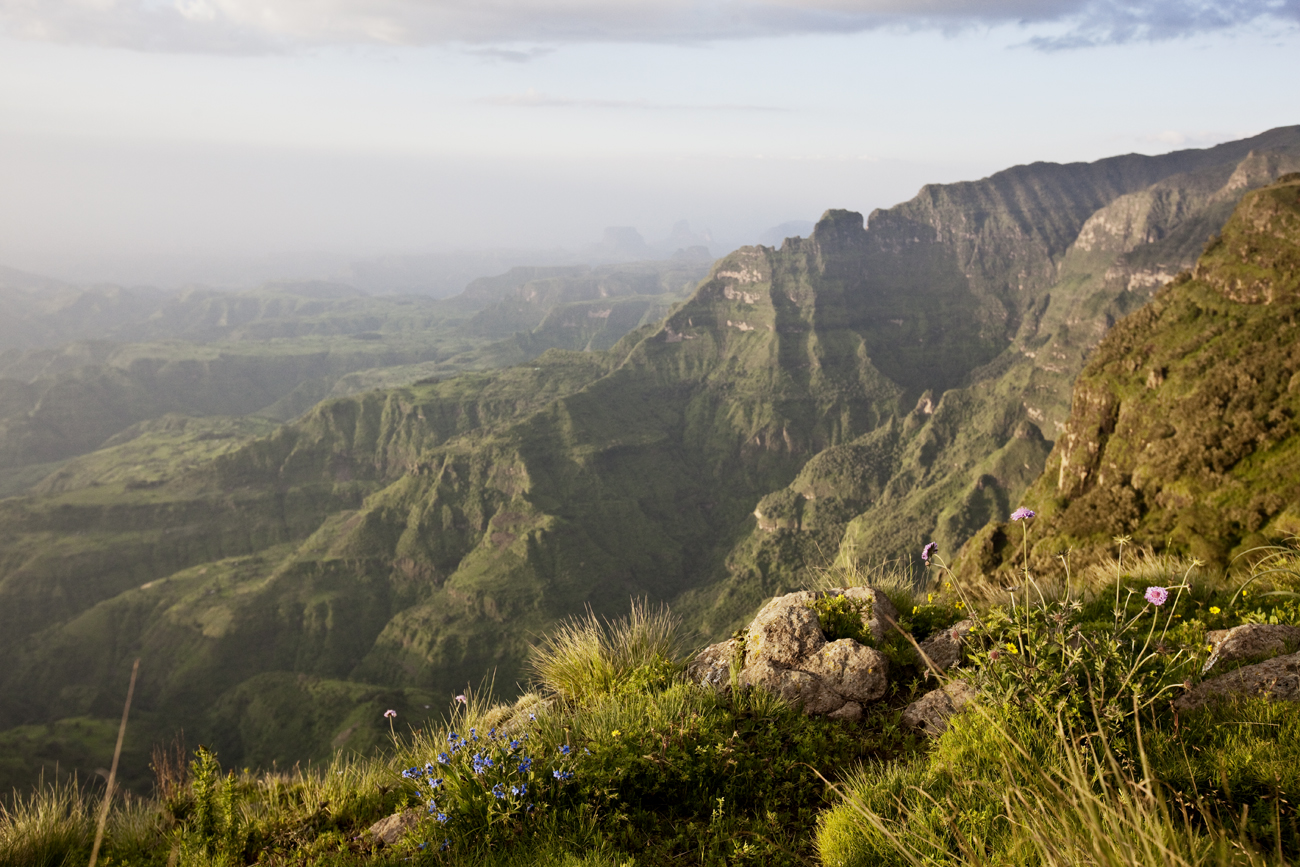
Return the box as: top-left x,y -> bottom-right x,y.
1005,643 -> 1019,655
912,606 -> 919,614
955,601 -> 965,610
611,730 -> 621,737
927,593 -> 934,603
1209,606 -> 1221,615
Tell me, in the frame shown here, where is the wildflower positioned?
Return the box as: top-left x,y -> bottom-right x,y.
383,709 -> 397,719
488,727 -> 497,739
470,728 -> 478,741
1209,606 -> 1221,615
912,605 -> 919,614
427,799 -> 438,813
1010,507 -> 1035,521
553,769 -> 574,781
528,712 -> 536,721
955,601 -> 965,610
447,731 -> 459,743
517,756 -> 533,773
492,783 -> 507,800
927,593 -> 933,603
435,813 -> 450,825
455,694 -> 467,704
1005,643 -> 1019,655
921,542 -> 938,563
511,783 -> 528,796
509,739 -> 522,750
401,766 -> 419,779
611,730 -> 621,737
1144,586 -> 1169,607
559,744 -> 571,755
427,777 -> 443,790
440,839 -> 451,851
436,752 -> 450,764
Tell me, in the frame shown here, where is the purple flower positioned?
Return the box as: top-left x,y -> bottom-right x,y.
1010,508 -> 1036,522
383,709 -> 397,719
921,542 -> 938,563
454,694 -> 467,704
1145,586 -> 1169,606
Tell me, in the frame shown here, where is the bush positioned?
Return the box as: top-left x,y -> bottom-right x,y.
528,601 -> 684,704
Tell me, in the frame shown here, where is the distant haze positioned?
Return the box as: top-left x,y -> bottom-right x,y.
0,2 -> 1296,290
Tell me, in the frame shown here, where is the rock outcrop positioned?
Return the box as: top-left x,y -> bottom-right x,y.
691,588 -> 896,717
901,682 -> 978,735
1175,650 -> 1300,712
1202,623 -> 1300,673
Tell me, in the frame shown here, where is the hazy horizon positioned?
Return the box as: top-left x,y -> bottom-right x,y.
1,1 -> 1297,290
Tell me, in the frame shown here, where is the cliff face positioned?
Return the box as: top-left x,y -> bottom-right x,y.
961,173 -> 1300,582
5,130 -> 1300,782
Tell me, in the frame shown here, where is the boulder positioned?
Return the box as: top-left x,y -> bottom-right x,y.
693,588 -> 899,717
744,591 -> 825,668
901,682 -> 978,735
842,586 -> 900,642
1202,623 -> 1300,673
739,660 -> 843,715
917,619 -> 975,675
367,808 -> 422,845
806,638 -> 889,704
687,638 -> 739,690
1175,650 -> 1300,712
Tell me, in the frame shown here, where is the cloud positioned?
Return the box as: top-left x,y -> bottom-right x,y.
0,0 -> 1295,54
477,89 -> 790,111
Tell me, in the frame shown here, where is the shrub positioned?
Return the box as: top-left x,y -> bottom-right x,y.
528,601 -> 684,704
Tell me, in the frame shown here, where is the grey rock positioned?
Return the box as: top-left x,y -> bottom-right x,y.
744,591 -> 825,668
1202,624 -> 1300,673
1175,650 -> 1300,712
687,638 -> 739,690
806,638 -> 889,704
901,682 -> 978,735
827,701 -> 863,722
739,660 -> 842,715
367,808 -> 421,845
842,586 -> 900,642
917,619 -> 975,675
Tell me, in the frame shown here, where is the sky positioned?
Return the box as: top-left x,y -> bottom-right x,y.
0,0 -> 1298,288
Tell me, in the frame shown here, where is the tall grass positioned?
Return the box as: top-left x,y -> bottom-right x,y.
805,545 -> 922,617
0,775 -> 93,867
528,599 -> 685,703
817,704 -> 1276,867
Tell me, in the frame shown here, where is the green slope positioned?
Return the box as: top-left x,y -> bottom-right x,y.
960,172 -> 1300,583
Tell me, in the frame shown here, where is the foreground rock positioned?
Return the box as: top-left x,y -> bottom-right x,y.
367,808 -> 421,845
691,588 -> 896,717
1202,623 -> 1300,673
917,619 -> 974,675
1175,650 -> 1300,712
902,682 -> 978,735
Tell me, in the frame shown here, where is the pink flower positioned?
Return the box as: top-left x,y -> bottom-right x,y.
454,694 -> 467,704
1010,508 -> 1036,522
383,709 -> 397,719
1144,586 -> 1169,606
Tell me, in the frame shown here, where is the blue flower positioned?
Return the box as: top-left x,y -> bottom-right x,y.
921,542 -> 938,563
435,813 -> 449,825
437,752 -> 451,764
528,713 -> 536,722
509,739 -> 522,750
427,799 -> 438,813
492,783 -> 507,799
511,783 -> 528,797
447,731 -> 458,743
553,769 -> 573,781
470,728 -> 478,741
440,838 -> 451,851
427,777 -> 443,790
401,766 -> 419,779
559,744 -> 571,756
488,727 -> 497,739
517,757 -> 533,773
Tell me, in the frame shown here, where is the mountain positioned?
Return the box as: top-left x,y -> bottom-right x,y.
4,127 -> 1300,791
0,261 -> 708,495
960,172 -> 1300,583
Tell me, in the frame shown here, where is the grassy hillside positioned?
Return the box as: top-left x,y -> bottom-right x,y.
961,172 -> 1300,584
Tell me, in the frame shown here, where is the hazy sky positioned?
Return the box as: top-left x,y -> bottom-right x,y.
1,0 -> 1298,285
